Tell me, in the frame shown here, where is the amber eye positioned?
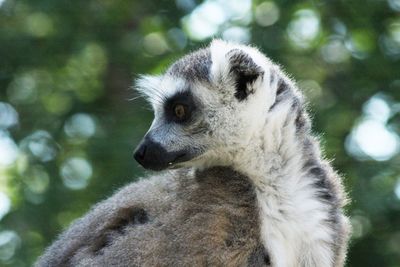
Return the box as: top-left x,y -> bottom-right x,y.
174,104 -> 186,120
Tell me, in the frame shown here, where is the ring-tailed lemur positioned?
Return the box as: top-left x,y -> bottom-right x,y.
36,40 -> 351,267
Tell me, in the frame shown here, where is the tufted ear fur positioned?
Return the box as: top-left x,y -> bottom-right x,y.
210,40 -> 264,101
227,49 -> 264,101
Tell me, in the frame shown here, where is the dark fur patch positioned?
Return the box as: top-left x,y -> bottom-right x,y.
92,207 -> 149,254
303,159 -> 338,204
276,78 -> 288,96
269,69 -> 277,87
111,207 -> 149,229
167,48 -> 211,82
302,157 -> 344,261
227,49 -> 264,101
295,111 -> 306,131
164,90 -> 197,124
318,180 -> 338,204
247,245 -> 271,266
234,71 -> 260,101
268,78 -> 290,111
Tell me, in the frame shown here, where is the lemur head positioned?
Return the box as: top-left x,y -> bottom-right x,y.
134,40 -> 295,171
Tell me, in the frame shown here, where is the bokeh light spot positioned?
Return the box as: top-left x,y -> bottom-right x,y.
182,0 -> 252,41
182,1 -> 222,40
143,32 -> 169,56
363,95 -> 391,122
168,28 -> 188,50
175,0 -> 196,11
346,95 -> 400,161
255,1 -> 280,27
321,38 -> 350,63
60,157 -> 93,190
20,130 -> 58,162
24,166 -> 50,195
0,102 -> 18,130
380,34 -> 400,58
0,131 -> 19,166
388,0 -> 400,11
7,71 -> 40,104
0,192 -> 11,221
0,230 -> 20,262
346,119 -> 399,161
388,20 -> 400,45
64,113 -> 96,139
395,179 -> 400,200
25,12 -> 54,37
351,214 -> 371,239
222,0 -> 252,24
299,80 -> 322,101
345,30 -> 375,59
287,9 -> 320,49
42,92 -> 72,115
222,26 -> 250,43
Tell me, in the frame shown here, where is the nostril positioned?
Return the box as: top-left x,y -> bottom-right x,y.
139,145 -> 147,159
134,144 -> 147,162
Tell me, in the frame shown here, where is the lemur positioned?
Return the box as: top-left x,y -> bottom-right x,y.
36,40 -> 351,267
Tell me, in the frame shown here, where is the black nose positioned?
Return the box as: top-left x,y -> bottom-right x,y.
133,143 -> 147,163
133,137 -> 174,171
133,137 -> 190,171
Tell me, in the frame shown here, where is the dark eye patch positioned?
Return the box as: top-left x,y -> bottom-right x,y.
164,91 -> 196,124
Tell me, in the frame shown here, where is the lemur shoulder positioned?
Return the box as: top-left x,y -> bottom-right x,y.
36,40 -> 351,267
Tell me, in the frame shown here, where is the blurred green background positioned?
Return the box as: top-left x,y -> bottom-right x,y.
0,0 -> 400,266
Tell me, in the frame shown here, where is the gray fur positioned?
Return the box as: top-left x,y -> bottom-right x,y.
36,167 -> 269,267
167,48 -> 211,83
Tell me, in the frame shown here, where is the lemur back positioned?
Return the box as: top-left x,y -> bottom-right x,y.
36,40 -> 350,267
36,167 -> 270,266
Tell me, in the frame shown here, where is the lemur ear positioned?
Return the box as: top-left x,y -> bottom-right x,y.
210,40 -> 264,101
227,49 -> 264,101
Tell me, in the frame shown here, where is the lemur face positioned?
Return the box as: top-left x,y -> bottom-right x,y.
134,40 -> 277,170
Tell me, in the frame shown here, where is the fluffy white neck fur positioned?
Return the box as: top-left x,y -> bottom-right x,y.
231,100 -> 336,267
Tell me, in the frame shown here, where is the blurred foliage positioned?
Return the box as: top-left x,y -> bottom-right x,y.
0,0 -> 400,266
